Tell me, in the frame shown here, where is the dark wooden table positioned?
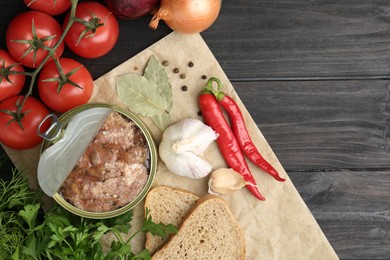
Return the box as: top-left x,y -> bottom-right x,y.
1,1 -> 389,259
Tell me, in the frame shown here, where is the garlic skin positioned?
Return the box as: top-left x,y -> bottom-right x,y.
159,118 -> 217,179
208,168 -> 249,195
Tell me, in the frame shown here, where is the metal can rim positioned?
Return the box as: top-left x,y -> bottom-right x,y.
40,103 -> 157,219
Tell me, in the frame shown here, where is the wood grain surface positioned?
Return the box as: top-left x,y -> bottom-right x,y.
1,0 -> 389,259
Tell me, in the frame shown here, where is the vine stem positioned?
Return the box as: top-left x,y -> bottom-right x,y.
17,0 -> 80,116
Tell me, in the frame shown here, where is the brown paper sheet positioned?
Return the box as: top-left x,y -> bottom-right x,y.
4,32 -> 338,259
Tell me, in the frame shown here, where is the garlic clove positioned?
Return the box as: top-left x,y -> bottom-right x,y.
159,118 -> 217,179
173,118 -> 217,155
208,168 -> 250,195
169,151 -> 213,179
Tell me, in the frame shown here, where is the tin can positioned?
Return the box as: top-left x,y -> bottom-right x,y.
38,103 -> 157,219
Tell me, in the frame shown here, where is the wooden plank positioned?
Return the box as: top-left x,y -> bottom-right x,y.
203,0 -> 390,79
232,79 -> 390,170
3,1 -> 390,80
289,170 -> 390,259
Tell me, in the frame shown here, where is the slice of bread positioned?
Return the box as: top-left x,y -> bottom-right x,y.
151,194 -> 246,260
144,186 -> 200,255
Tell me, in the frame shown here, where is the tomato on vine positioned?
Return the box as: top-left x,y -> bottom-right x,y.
0,49 -> 26,102
0,96 -> 50,150
38,58 -> 94,113
63,2 -> 119,59
6,11 -> 65,68
23,0 -> 72,16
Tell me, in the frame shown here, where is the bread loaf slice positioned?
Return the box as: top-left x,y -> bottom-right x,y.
151,194 -> 246,260
144,186 -> 200,255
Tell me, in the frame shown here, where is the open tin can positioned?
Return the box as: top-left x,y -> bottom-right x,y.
37,103 -> 157,219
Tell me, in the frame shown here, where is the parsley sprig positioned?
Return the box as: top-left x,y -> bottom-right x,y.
0,169 -> 177,259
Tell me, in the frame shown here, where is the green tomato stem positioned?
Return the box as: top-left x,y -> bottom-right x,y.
17,0 -> 80,117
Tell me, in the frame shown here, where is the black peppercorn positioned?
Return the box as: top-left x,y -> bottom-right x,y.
181,85 -> 188,91
180,73 -> 186,79
201,75 -> 207,80
173,68 -> 179,73
188,61 -> 194,67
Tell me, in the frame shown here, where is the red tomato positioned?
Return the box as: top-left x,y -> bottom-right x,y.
23,0 -> 72,16
6,11 -> 65,68
38,58 -> 94,113
0,95 -> 50,150
0,49 -> 26,102
63,2 -> 119,59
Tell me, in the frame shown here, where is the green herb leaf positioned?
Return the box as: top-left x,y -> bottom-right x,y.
0,169 -> 37,211
150,113 -> 170,133
144,55 -> 173,114
11,246 -> 20,260
21,235 -> 38,259
111,241 -> 134,258
0,169 -> 158,259
19,203 -> 40,229
101,209 -> 133,234
135,248 -> 152,260
93,224 -> 111,241
116,74 -> 167,117
142,208 -> 177,238
116,55 -> 173,131
144,55 -> 172,131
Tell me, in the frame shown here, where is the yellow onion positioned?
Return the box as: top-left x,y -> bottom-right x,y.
149,0 -> 222,34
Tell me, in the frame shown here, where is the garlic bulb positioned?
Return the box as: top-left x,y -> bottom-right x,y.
208,168 -> 250,195
159,118 -> 218,179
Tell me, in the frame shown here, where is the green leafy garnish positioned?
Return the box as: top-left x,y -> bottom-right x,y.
0,169 -> 38,257
142,208 -> 177,238
116,55 -> 173,131
0,169 -> 177,259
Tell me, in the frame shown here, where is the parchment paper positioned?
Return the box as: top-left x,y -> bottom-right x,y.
4,32 -> 339,259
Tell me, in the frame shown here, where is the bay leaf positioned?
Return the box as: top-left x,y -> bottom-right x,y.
116,74 -> 168,117
151,113 -> 170,132
144,55 -> 173,113
115,55 -> 173,131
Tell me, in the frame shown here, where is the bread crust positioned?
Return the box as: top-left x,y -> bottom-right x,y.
144,186 -> 200,254
150,193 -> 246,260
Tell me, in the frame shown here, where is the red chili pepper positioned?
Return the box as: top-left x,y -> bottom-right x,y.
199,91 -> 265,201
206,77 -> 286,182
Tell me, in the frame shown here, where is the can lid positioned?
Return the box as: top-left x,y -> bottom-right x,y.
37,107 -> 112,197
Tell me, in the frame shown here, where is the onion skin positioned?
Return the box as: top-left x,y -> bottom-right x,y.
105,0 -> 160,20
149,0 -> 221,34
